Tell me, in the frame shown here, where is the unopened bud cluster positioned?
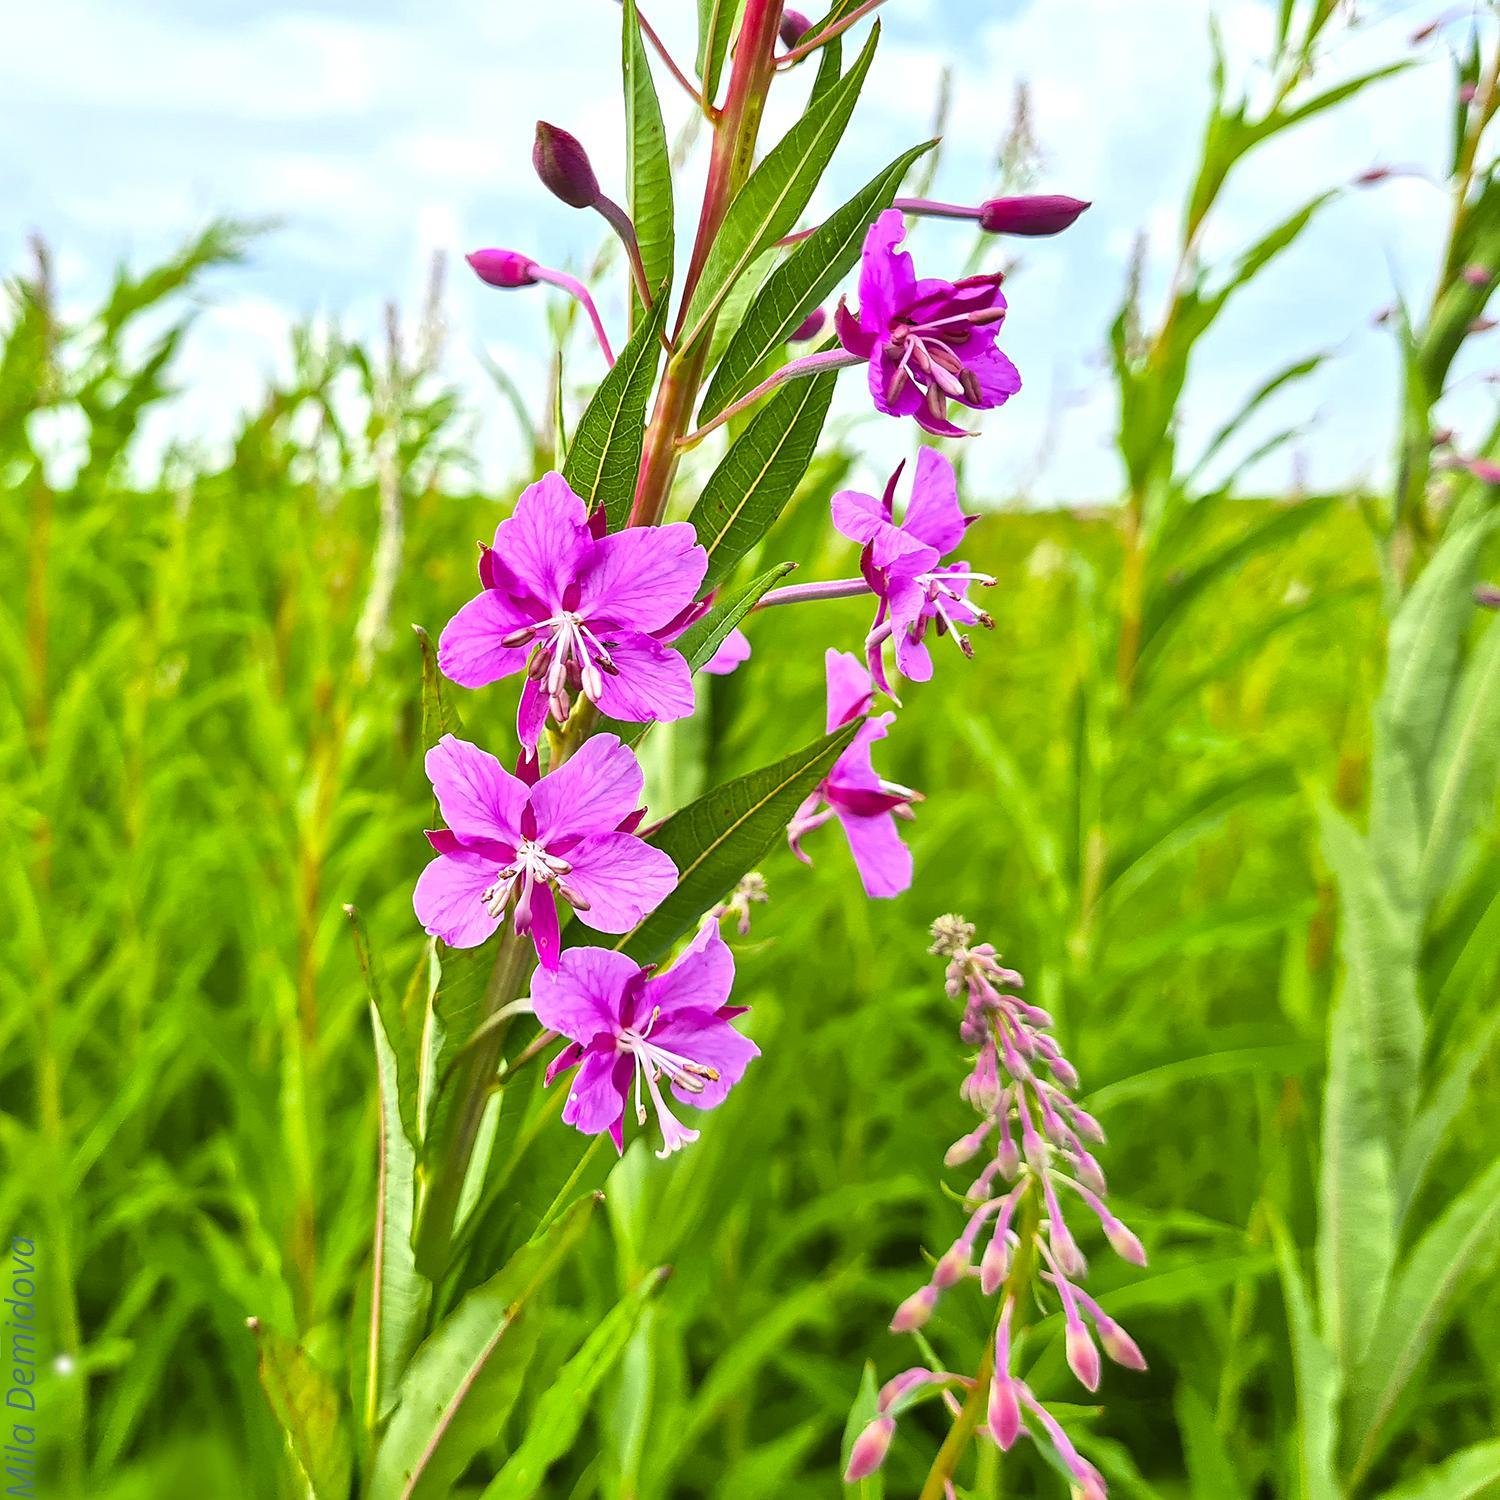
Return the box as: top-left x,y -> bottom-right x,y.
848,917 -> 1146,1497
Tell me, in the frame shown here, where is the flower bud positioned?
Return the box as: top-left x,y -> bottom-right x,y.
979,1236 -> 1009,1295
1098,1316 -> 1148,1371
1065,1319 -> 1101,1392
790,307 -> 827,342
987,1374 -> 1022,1449
466,249 -> 539,289
932,1241 -> 971,1290
944,1118 -> 992,1167
978,194 -> 1090,236
877,1367 -> 934,1414
779,9 -> 812,46
890,1283 -> 938,1332
844,1416 -> 894,1480
1462,263 -> 1493,287
1104,1217 -> 1147,1267
533,121 -> 601,210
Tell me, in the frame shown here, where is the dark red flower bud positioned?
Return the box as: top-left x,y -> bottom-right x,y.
533,122 -> 601,210
780,9 -> 812,46
790,308 -> 827,342
977,195 -> 1090,236
466,249 -> 539,288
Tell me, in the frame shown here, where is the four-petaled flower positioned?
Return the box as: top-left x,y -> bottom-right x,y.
533,921 -> 760,1156
413,733 -> 677,969
833,448 -> 995,691
836,209 -> 1021,437
439,471 -> 708,751
788,650 -> 919,898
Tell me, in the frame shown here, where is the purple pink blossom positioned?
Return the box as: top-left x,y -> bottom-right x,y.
532,920 -> 759,1155
412,733 -> 677,970
836,209 -> 1020,436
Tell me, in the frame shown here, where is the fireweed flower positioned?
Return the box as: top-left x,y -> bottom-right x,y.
836,209 -> 1021,437
852,917 -> 1146,1495
832,447 -> 995,690
438,471 -> 708,751
412,733 -> 677,970
787,650 -> 918,898
532,921 -> 759,1155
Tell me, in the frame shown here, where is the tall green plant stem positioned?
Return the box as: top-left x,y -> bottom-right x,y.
413,929 -> 534,1273
630,0 -> 785,527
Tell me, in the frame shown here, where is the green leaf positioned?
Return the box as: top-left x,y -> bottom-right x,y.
679,25 -> 881,352
1374,1442 -> 1500,1500
249,1319 -> 355,1500
695,0 -> 741,103
1345,1156 -> 1500,1482
619,722 -> 859,962
699,140 -> 934,421
841,1361 -> 884,1498
1268,1213 -> 1340,1500
1176,1382 -> 1247,1500
480,1267 -> 670,1499
414,624 -> 462,751
562,293 -> 667,529
624,0 -> 673,328
690,371 -> 838,590
369,1193 -> 599,1500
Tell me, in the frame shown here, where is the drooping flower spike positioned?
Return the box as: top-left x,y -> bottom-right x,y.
412,733 -> 677,970
832,447 -> 995,691
836,208 -> 1021,436
438,471 -> 708,751
532,921 -> 759,1156
787,650 -> 919,898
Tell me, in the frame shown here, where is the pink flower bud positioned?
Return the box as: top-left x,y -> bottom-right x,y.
466,249 -> 539,289
1098,1317 -> 1148,1371
877,1367 -> 935,1414
987,1373 -> 1023,1448
844,1415 -> 895,1480
944,1118 -> 992,1167
979,1237 -> 1009,1295
978,195 -> 1090,236
533,121 -> 601,210
1104,1217 -> 1147,1267
1463,264 -> 1493,287
932,1241 -> 971,1290
790,308 -> 827,342
779,9 -> 812,45
1460,82 -> 1478,103
1076,1463 -> 1109,1500
891,1283 -> 938,1333
1066,1319 -> 1101,1392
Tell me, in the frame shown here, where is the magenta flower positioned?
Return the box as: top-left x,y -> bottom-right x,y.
832,448 -> 994,690
787,650 -> 917,899
835,209 -> 1020,437
413,733 -> 677,970
438,472 -> 708,751
532,921 -> 759,1156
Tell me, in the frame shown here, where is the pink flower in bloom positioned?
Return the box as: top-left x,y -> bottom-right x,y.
787,650 -> 918,898
438,472 -> 708,751
532,921 -> 759,1156
832,448 -> 995,690
412,733 -> 677,970
836,209 -> 1020,436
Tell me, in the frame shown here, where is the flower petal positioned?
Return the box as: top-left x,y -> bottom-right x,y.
902,447 -> 966,554
658,1008 -> 760,1110
836,805 -> 913,899
560,1043 -> 631,1136
955,344 -> 1022,410
825,647 -> 875,732
529,733 -> 644,845
413,848 -> 503,948
527,881 -> 563,970
531,945 -> 638,1042
831,487 -> 887,545
490,471 -> 591,610
579,523 -> 708,632
516,674 -> 550,753
869,352 -> 925,419
592,634 -> 696,725
857,209 -> 916,335
437,589 -> 537,689
642,921 -> 736,1021
426,735 -> 527,844
564,833 -> 679,933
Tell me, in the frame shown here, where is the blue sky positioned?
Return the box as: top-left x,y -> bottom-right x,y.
1,0 -> 1488,502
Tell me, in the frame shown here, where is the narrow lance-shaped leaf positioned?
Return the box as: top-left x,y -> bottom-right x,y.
690,370 -> 837,589
562,291 -> 667,529
1373,1442 -> 1500,1500
623,0 -> 673,330
700,139 -> 934,421
414,624 -> 462,751
480,1267 -> 671,1499
694,0 -> 739,104
249,1319 -> 356,1500
368,1193 -> 600,1500
621,721 -> 860,962
679,25 -> 881,353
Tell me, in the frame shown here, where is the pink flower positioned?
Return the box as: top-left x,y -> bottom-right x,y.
832,448 -> 994,690
532,921 -> 759,1155
438,472 -> 708,750
836,209 -> 1020,436
787,650 -> 918,899
413,733 -> 677,969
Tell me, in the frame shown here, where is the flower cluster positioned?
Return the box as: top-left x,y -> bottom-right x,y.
847,918 -> 1146,1496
